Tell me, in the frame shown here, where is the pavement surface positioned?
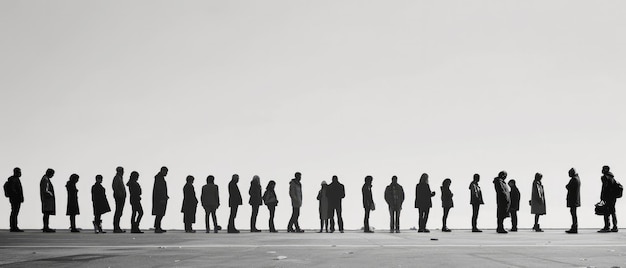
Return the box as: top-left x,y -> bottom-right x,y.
1,228 -> 625,267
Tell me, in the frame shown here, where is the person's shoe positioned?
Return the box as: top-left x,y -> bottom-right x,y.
155,229 -> 164,233
510,227 -> 517,232
228,229 -> 240,233
113,229 -> 126,233
417,229 -> 424,233
339,230 -> 344,233
565,229 -> 577,234
251,229 -> 261,233
10,228 -> 24,232
287,228 -> 295,233
598,228 -> 611,233
296,229 -> 305,233
70,228 -> 80,233
317,230 -> 323,233
534,224 -> 543,232
442,228 -> 451,232
423,229 -> 430,233
43,228 -> 56,233
330,230 -> 335,233
390,230 -> 395,233
270,229 -> 278,233
131,229 -> 144,234
496,229 -> 508,234
214,229 -> 219,233
93,221 -> 99,233
395,230 -> 400,233
365,230 -> 374,233
611,227 -> 619,232
472,228 -> 482,233
187,230 -> 196,233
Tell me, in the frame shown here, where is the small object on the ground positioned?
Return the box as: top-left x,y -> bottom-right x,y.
430,238 -> 438,241
174,260 -> 180,263
275,256 -> 287,260
345,251 -> 354,254
331,245 -> 336,247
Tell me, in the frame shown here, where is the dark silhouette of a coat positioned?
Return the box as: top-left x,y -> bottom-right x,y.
530,180 -> 546,215
128,180 -> 142,208
229,181 -> 242,207
263,188 -> 278,207
493,177 -> 510,218
289,179 -> 302,208
66,181 -> 79,215
40,175 -> 56,215
469,182 -> 484,205
181,182 -> 198,223
385,183 -> 404,210
327,181 -> 345,205
415,183 -> 434,209
201,183 -> 220,209
566,175 -> 581,208
317,187 -> 330,220
152,173 -> 168,216
7,175 -> 23,204
112,174 -> 126,201
600,173 -> 617,213
441,186 -> 453,208
249,182 -> 263,206
362,183 -> 373,209
509,185 -> 520,211
91,183 -> 111,215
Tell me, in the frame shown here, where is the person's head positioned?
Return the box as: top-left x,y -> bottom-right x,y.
116,166 -> 124,175
252,175 -> 260,185
186,175 -> 194,183
160,166 -> 169,176
365,175 -> 373,184
96,174 -> 103,183
508,179 -> 516,187
13,167 -> 21,177
602,165 -> 610,175
498,171 -> 507,179
45,168 -> 55,178
568,168 -> 577,177
130,171 -> 139,181
207,175 -> 215,184
295,172 -> 301,181
69,173 -> 79,183
266,180 -> 276,190
473,173 -> 480,183
535,172 -> 543,181
321,180 -> 327,188
232,174 -> 239,183
443,178 -> 451,187
419,173 -> 429,184
332,175 -> 338,183
391,175 -> 398,184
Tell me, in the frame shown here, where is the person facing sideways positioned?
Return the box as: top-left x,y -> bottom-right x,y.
249,175 -> 263,232
40,168 -> 56,233
493,171 -> 510,234
152,166 -> 169,233
181,175 -> 198,233
201,175 -> 220,233
362,176 -> 375,233
228,174 -> 242,233
469,174 -> 484,232
287,172 -> 304,233
127,171 -> 144,233
415,173 -> 435,233
262,180 -> 278,233
327,175 -> 346,233
6,167 -> 24,232
530,173 -> 546,232
507,179 -> 520,232
385,176 -> 404,233
112,166 -> 126,233
599,165 -> 619,233
91,175 -> 111,234
316,181 -> 330,233
440,178 -> 453,232
565,168 -> 581,234
66,174 -> 80,233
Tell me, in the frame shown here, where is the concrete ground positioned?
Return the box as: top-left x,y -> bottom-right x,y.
1,228 -> 625,268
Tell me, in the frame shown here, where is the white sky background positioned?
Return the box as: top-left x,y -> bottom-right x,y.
1,1 -> 625,231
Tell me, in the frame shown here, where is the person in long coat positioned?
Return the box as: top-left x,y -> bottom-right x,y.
112,166 -> 126,233
249,175 -> 263,232
66,174 -> 80,233
201,175 -> 220,233
415,173 -> 435,233
469,174 -> 484,232
362,176 -> 374,233
91,175 -> 111,234
152,166 -> 169,233
327,176 -> 345,233
127,171 -> 144,233
262,180 -> 278,233
40,168 -> 56,232
441,178 -> 453,232
7,167 -> 24,232
182,175 -> 198,233
565,168 -> 581,234
530,173 -> 546,232
316,181 -> 330,233
493,171 -> 510,234
385,176 -> 404,233
508,179 -> 520,232
287,172 -> 304,233
228,174 -> 242,233
599,166 -> 618,233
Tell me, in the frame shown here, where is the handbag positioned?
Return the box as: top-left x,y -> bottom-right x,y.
370,202 -> 376,211
595,201 -> 607,215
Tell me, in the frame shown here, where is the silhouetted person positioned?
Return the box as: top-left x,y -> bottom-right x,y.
127,171 -> 144,233
6,167 -> 24,232
362,176 -> 374,233
530,173 -> 546,232
40,168 -> 56,232
182,175 -> 198,233
228,174 -> 242,233
508,179 -> 520,232
415,173 -> 435,233
112,166 -> 126,233
469,174 -> 484,232
493,171 -> 510,234
249,175 -> 263,232
92,175 -> 111,234
599,165 -> 618,233
201,175 -> 220,233
566,168 -> 581,234
287,172 -> 304,233
327,175 -> 345,233
152,166 -> 169,233
316,181 -> 330,233
262,180 -> 278,233
385,176 -> 404,233
66,174 -> 80,233
441,178 -> 453,232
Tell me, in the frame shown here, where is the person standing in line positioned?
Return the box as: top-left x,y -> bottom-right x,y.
92,175 -> 111,234
469,174 -> 484,232
287,172 -> 304,233
565,168 -> 581,234
152,166 -> 169,233
362,176 -> 374,233
316,181 -> 330,233
228,174 -> 242,233
249,175 -> 263,232
182,175 -> 198,233
6,167 -> 24,232
262,180 -> 278,233
201,175 -> 220,233
415,173 -> 435,233
599,166 -> 619,233
508,179 -> 520,232
530,173 -> 546,232
66,174 -> 80,233
40,168 -> 56,233
112,166 -> 126,233
327,175 -> 346,233
494,171 -> 510,234
127,171 -> 144,233
385,176 -> 404,233
441,178 -> 453,232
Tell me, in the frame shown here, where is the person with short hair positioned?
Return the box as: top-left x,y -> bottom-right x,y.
317,181 -> 330,233
287,172 -> 304,233
92,175 -> 111,234
249,175 -> 263,232
152,166 -> 169,233
66,174 -> 80,233
566,168 -> 581,234
530,173 -> 546,232
493,171 -> 510,234
40,168 -> 56,233
182,175 -> 198,233
112,166 -> 126,233
469,174 -> 484,232
362,176 -> 374,233
127,171 -> 144,233
508,179 -> 520,232
228,174 -> 242,233
201,175 -> 220,233
385,176 -> 404,233
327,175 -> 345,233
441,178 -> 453,232
599,166 -> 619,233
6,167 -> 24,232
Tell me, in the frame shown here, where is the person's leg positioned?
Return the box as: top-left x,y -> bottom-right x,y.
251,205 -> 259,231
423,208 -> 430,231
43,213 -> 50,230
137,205 -> 144,228
10,202 -> 20,230
210,208 -> 218,232
294,207 -> 301,231
571,207 -> 578,229
603,214 -> 610,230
511,211 -> 517,231
417,208 -> 424,231
114,199 -> 123,231
395,209 -> 401,232
364,208 -> 370,232
472,204 -> 479,230
329,204 -> 336,232
288,207 -> 296,231
442,207 -> 450,230
269,206 -> 276,232
611,211 -> 618,231
70,215 -> 76,230
337,203 -> 344,232
228,206 -> 239,232
388,207 -> 394,232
